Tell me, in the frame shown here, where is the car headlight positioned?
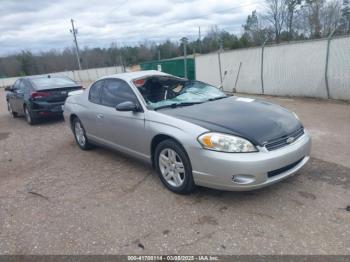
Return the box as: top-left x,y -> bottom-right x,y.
198,132 -> 257,153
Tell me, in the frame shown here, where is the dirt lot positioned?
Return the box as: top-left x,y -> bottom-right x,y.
0,88 -> 349,255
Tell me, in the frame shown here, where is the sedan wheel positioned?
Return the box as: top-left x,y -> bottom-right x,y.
24,106 -> 36,125
155,139 -> 195,194
72,118 -> 92,150
7,101 -> 17,118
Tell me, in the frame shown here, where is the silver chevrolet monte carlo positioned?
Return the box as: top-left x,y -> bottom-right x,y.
63,71 -> 311,194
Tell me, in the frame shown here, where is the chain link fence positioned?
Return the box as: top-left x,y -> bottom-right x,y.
195,35 -> 350,101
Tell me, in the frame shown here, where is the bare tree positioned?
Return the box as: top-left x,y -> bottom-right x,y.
264,0 -> 288,43
303,0 -> 326,38
286,0 -> 302,41
341,0 -> 350,33
321,0 -> 342,35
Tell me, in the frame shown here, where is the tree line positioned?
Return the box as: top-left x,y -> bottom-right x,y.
0,0 -> 349,78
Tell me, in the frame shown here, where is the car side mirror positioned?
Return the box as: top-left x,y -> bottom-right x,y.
116,101 -> 141,112
4,86 -> 13,92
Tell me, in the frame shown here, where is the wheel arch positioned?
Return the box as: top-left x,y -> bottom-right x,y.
150,134 -> 187,168
69,114 -> 79,129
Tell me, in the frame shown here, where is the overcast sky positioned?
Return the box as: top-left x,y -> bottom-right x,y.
0,0 -> 262,56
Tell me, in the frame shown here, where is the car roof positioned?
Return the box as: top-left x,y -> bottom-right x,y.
99,70 -> 177,82
20,75 -> 70,80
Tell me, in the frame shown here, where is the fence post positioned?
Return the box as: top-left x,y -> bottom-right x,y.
261,38 -> 268,95
95,68 -> 99,79
86,68 -> 92,83
325,29 -> 336,99
218,50 -> 223,90
233,62 -> 242,93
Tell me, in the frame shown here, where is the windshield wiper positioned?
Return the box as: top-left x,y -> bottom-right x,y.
154,102 -> 202,111
208,96 -> 228,101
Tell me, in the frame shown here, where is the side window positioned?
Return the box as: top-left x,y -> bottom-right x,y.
13,80 -> 20,89
89,80 -> 104,104
100,79 -> 138,108
18,80 -> 25,92
22,80 -> 31,95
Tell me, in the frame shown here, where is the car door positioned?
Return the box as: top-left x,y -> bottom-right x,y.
18,80 -> 31,114
13,80 -> 25,113
98,78 -> 148,160
7,80 -> 19,112
81,80 -> 105,138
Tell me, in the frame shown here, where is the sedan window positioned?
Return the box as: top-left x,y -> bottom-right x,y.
31,77 -> 76,89
13,80 -> 21,90
89,80 -> 104,104
18,80 -> 26,92
100,79 -> 138,108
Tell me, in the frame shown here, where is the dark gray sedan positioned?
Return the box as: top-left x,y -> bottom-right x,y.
6,75 -> 82,125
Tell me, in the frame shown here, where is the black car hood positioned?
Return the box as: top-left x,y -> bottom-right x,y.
160,96 -> 302,146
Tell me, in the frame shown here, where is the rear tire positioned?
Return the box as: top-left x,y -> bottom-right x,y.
72,117 -> 92,150
155,139 -> 195,194
7,101 -> 18,118
24,105 -> 37,125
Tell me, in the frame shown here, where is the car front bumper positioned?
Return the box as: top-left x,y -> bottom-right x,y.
190,131 -> 312,191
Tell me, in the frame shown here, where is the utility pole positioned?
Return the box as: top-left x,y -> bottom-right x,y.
70,19 -> 82,70
181,37 -> 188,79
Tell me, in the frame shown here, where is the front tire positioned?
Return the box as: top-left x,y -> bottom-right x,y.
72,117 -> 92,150
7,101 -> 18,118
155,139 -> 195,194
24,105 -> 37,125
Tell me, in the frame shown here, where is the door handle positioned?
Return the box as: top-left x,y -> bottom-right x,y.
96,113 -> 104,119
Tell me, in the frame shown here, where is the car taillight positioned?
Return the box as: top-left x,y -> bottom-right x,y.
31,92 -> 50,99
133,79 -> 146,87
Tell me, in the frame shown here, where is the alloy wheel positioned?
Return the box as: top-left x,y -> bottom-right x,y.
74,121 -> 86,147
158,148 -> 185,187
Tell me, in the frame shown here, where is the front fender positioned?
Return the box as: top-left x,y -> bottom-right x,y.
146,110 -> 209,164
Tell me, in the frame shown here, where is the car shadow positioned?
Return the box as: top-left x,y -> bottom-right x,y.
12,115 -> 65,126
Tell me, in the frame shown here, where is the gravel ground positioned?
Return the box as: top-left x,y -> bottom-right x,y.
0,88 -> 349,255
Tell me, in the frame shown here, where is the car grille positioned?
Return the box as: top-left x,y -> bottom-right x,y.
267,158 -> 304,178
264,128 -> 305,151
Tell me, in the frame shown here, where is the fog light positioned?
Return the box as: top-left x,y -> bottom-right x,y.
232,175 -> 255,185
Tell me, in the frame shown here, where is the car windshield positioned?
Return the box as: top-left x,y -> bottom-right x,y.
31,76 -> 76,89
136,76 -> 226,110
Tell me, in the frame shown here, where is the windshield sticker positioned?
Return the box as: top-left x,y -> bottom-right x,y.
236,97 -> 255,103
